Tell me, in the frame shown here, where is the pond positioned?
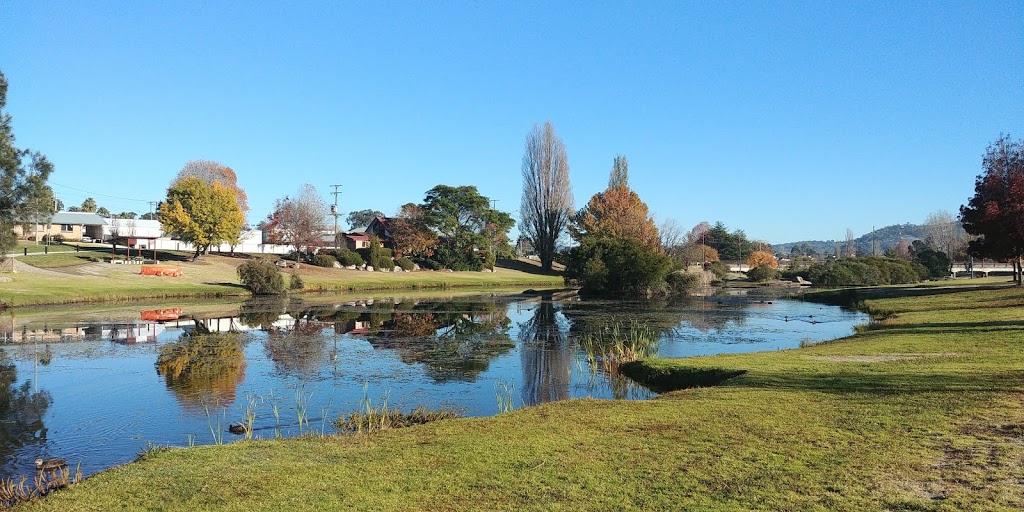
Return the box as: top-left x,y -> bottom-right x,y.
0,290 -> 867,479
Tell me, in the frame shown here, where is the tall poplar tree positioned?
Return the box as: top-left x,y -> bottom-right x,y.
520,121 -> 573,271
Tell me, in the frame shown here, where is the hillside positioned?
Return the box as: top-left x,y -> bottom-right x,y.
775,223 -> 925,256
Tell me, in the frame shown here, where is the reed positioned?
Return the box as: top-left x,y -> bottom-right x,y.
494,379 -> 516,414
0,463 -> 81,510
335,405 -> 461,434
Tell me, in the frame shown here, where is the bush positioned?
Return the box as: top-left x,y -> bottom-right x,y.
313,254 -> 337,268
564,237 -> 673,295
666,271 -> 701,293
283,251 -> 302,262
369,245 -> 393,272
706,261 -> 730,279
747,265 -> 781,282
913,248 -> 950,279
806,257 -> 922,287
333,249 -> 364,267
237,260 -> 284,295
413,257 -> 442,270
396,257 -> 415,271
289,273 -> 304,290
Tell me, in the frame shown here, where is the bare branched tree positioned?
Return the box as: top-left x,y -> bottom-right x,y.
520,121 -> 573,271
844,228 -> 856,258
266,184 -> 329,253
609,154 -> 629,189
923,210 -> 966,261
176,160 -> 249,215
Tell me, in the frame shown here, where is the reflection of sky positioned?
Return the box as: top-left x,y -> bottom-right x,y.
1,297 -> 866,480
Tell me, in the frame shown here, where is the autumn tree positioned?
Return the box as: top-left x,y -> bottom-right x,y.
520,121 -> 573,271
346,209 -> 384,231
0,69 -> 55,254
569,187 -> 659,248
746,250 -> 779,269
960,134 -> 1024,284
158,177 -> 244,259
175,160 -> 248,215
390,203 -> 437,258
264,184 -> 330,253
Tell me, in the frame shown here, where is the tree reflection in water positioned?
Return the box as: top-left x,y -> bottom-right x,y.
0,349 -> 50,471
518,302 -> 572,405
155,332 -> 246,410
367,301 -> 515,383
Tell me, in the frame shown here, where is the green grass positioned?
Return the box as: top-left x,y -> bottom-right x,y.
12,240 -> 84,254
0,254 -> 565,307
20,285 -> 1024,511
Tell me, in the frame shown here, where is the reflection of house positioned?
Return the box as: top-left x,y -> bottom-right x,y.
14,211 -> 107,241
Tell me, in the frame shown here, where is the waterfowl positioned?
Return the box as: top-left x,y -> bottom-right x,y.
35,458 -> 67,471
228,423 -> 249,435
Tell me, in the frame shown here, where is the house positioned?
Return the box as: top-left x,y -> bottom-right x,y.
14,211 -> 107,241
103,217 -> 163,240
343,232 -> 372,250
365,216 -> 394,243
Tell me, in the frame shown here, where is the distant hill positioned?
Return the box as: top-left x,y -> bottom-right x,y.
775,223 -> 925,257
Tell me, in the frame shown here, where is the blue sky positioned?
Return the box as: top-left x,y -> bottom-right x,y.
2,1 -> 1022,243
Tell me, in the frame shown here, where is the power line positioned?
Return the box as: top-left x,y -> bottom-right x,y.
50,182 -> 156,203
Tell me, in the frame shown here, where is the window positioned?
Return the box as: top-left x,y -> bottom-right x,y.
61,224 -> 74,232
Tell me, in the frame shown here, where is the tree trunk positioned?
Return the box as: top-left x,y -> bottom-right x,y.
1017,256 -> 1023,286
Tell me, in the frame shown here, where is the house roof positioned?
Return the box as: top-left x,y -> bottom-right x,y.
345,232 -> 371,241
51,211 -> 108,226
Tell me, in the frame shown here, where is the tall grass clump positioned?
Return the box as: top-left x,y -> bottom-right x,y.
0,464 -> 82,510
579,321 -> 659,367
494,379 -> 516,414
335,384 -> 460,434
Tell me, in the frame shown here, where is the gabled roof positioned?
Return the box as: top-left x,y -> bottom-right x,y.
50,211 -> 108,226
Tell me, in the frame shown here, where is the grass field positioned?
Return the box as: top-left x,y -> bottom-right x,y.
0,253 -> 564,307
20,284 -> 1024,511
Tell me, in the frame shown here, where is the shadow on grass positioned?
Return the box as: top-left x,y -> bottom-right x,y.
619,362 -> 746,393
742,368 -> 1024,395
495,258 -> 562,276
862,320 -> 1024,334
805,284 -> 1018,306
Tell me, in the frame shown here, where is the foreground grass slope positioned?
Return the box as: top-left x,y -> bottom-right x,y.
25,285 -> 1024,511
0,254 -> 563,307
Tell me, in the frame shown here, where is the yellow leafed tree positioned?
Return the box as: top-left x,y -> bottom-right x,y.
746,250 -> 779,269
159,177 -> 244,259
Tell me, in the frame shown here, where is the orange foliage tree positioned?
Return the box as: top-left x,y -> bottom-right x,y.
569,186 -> 660,248
746,250 -> 779,269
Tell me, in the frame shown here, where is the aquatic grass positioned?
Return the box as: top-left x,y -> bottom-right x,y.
0,464 -> 81,510
494,379 -> 516,414
335,405 -> 462,434
202,398 -> 227,445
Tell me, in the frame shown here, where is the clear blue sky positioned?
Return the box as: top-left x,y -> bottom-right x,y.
2,1 -> 1022,243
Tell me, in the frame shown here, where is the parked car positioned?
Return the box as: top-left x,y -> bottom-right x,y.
81,236 -> 93,243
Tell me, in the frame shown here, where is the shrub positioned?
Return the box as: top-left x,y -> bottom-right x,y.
564,237 -> 673,295
369,237 -> 393,271
283,251 -> 302,262
666,271 -> 701,293
806,257 -> 922,287
313,254 -> 337,268
413,257 -> 442,270
237,260 -> 284,295
747,265 -> 781,282
706,261 -> 730,279
289,273 -> 304,290
334,249 -> 364,267
913,248 -> 950,279
396,257 -> 415,271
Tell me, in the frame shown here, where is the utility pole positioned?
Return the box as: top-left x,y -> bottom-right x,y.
148,201 -> 159,217
330,185 -> 342,248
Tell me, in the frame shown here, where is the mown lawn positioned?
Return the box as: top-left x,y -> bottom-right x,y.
22,284 -> 1024,511
0,255 -> 564,307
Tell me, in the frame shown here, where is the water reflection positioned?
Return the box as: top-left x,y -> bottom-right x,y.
0,348 -> 51,466
0,293 -> 867,480
155,332 -> 246,409
518,302 -> 571,405
366,301 -> 515,383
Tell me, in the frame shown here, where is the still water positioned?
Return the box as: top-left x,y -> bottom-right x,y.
0,291 -> 866,479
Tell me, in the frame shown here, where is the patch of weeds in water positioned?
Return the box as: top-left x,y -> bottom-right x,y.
494,378 -> 516,414
578,321 -> 660,399
335,384 -> 461,434
294,384 -> 314,435
0,463 -> 82,510
202,397 -> 227,445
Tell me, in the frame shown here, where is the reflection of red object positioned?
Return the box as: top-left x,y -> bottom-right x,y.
140,308 -> 184,321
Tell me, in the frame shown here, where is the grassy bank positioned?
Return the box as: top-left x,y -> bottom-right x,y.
21,285 -> 1024,510
0,254 -> 564,307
